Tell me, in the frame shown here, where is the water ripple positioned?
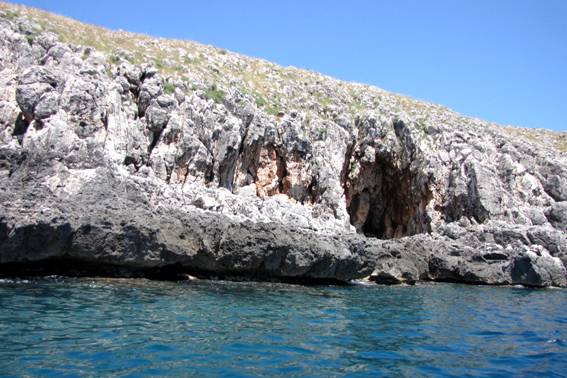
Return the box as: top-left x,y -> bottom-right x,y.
0,279 -> 565,377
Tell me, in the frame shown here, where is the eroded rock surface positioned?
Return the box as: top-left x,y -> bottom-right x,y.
0,5 -> 566,286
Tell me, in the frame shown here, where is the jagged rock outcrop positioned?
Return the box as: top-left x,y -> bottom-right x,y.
0,4 -> 566,286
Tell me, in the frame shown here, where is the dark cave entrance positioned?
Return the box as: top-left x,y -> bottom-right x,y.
345,158 -> 432,239
12,112 -> 30,144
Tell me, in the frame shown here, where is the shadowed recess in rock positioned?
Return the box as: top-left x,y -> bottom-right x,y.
345,120 -> 432,239
346,164 -> 432,239
11,112 -> 29,144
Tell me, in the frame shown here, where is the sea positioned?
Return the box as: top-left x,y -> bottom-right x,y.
0,278 -> 566,377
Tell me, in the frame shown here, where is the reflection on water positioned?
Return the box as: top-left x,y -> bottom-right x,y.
0,278 -> 566,377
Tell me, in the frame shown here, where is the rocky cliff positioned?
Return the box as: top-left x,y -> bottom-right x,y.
1,3 -> 566,286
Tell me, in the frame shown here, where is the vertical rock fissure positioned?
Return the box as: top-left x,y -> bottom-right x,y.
147,129 -> 163,160
12,112 -> 30,145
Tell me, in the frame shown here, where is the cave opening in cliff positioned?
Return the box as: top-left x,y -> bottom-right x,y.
345,158 -> 431,239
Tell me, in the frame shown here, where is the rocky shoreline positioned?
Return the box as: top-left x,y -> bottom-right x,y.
1,4 -> 566,287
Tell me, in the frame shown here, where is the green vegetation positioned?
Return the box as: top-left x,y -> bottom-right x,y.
3,9 -> 19,20
265,105 -> 280,116
254,94 -> 267,108
26,32 -> 37,45
204,85 -> 225,104
163,82 -> 176,95
108,54 -> 120,65
413,120 -> 428,134
316,94 -> 333,108
154,57 -> 166,70
183,56 -> 196,65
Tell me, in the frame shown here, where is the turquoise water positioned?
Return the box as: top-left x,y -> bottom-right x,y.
0,278 -> 566,377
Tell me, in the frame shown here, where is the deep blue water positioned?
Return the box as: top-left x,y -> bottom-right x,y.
0,278 -> 566,377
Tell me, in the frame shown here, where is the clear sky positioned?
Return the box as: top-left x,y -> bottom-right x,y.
10,0 -> 567,131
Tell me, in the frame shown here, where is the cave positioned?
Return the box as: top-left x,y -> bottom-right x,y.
345,156 -> 431,239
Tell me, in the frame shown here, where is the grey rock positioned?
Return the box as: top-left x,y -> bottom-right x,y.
370,257 -> 420,285
367,228 -> 566,287
545,174 -> 567,202
0,5 -> 566,285
510,251 -> 567,287
15,66 -> 64,120
0,173 -> 375,281
137,76 -> 161,115
146,95 -> 175,132
427,253 -> 510,285
33,91 -> 60,119
545,202 -> 567,231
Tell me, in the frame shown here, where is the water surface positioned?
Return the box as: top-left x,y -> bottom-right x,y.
0,278 -> 565,377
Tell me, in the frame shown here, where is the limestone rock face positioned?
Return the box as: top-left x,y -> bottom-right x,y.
546,202 -> 567,231
0,5 -> 566,285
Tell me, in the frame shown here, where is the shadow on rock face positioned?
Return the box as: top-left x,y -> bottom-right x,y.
346,164 -> 432,239
344,120 -> 432,240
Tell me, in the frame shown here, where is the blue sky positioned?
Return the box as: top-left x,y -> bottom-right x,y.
11,0 -> 567,131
